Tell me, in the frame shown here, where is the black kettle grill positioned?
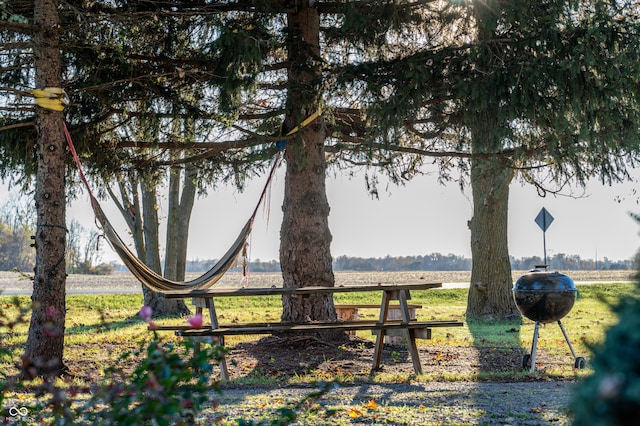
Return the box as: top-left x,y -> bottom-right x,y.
513,266 -> 586,371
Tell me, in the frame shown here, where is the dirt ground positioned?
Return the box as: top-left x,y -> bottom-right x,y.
224,334 -> 575,381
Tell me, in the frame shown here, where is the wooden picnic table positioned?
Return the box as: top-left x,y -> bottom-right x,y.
160,282 -> 463,380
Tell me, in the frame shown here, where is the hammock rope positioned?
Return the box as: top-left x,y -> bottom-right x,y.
64,122 -> 282,292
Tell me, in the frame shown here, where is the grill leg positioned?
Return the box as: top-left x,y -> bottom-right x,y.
529,321 -> 540,373
557,320 -> 578,359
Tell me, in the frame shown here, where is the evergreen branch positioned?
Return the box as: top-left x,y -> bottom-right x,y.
0,105 -> 34,113
326,139 -> 545,163
0,122 -> 34,132
0,21 -> 34,34
0,42 -> 31,49
0,87 -> 33,96
317,0 -> 440,14
113,138 -> 265,151
150,140 -> 266,167
0,65 -> 32,72
124,53 -> 287,74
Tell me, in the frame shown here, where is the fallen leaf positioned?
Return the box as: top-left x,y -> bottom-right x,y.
365,399 -> 379,410
348,408 -> 364,418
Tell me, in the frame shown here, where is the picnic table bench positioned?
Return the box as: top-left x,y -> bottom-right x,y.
157,282 -> 463,380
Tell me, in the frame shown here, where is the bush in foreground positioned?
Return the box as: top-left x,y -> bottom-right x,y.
570,283 -> 640,424
2,303 -> 222,425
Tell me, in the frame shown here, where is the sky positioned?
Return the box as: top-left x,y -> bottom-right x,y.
2,166 -> 640,264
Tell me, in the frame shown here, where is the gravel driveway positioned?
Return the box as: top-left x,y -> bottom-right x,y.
209,381 -> 574,425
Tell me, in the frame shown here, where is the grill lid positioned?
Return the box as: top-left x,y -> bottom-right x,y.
513,266 -> 577,292
513,266 -> 577,323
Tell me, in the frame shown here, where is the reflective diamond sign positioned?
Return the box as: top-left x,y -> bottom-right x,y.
535,208 -> 554,232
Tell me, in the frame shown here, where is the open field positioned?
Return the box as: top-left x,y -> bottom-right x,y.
1,277 -> 637,424
0,269 -> 636,295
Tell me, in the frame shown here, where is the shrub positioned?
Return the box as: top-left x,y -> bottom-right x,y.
70,336 -> 224,425
1,301 -> 222,425
570,283 -> 640,424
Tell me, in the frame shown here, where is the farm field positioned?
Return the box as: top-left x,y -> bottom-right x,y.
0,269 -> 636,295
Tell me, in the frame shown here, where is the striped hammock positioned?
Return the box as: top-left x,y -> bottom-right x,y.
64,122 -> 280,292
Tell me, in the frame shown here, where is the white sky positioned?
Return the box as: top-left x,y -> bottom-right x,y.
2,167 -> 640,263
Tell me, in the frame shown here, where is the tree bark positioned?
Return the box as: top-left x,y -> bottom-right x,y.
279,3 -> 342,340
164,166 -> 180,280
466,154 -> 519,319
141,181 -> 189,316
176,165 -> 197,281
463,0 -> 521,320
23,0 -> 67,378
165,164 -> 196,282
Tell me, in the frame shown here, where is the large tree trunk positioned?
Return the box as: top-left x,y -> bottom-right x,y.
23,0 -> 67,378
279,3 -> 340,337
464,0 -> 520,320
466,155 -> 519,318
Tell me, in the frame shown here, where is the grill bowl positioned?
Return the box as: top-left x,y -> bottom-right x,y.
513,270 -> 577,323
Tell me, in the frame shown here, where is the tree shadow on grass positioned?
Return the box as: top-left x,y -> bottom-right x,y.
466,315 -> 527,377
65,312 -> 188,335
465,315 -> 568,424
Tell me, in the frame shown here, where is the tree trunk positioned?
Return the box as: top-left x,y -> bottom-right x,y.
176,165 -> 197,281
279,3 -> 341,340
23,0 -> 67,378
466,155 -> 519,318
164,166 -> 180,280
165,164 -> 196,282
140,181 -> 189,316
464,0 -> 520,320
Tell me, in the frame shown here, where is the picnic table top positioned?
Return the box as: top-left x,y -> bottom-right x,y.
163,281 -> 442,298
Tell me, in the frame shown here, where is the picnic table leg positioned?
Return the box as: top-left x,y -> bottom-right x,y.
405,328 -> 423,375
204,298 -> 229,381
194,306 -> 203,356
398,290 -> 412,323
372,291 -> 391,372
399,290 -> 423,375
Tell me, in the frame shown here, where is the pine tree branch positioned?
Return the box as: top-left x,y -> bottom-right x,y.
0,122 -> 35,132
0,21 -> 35,34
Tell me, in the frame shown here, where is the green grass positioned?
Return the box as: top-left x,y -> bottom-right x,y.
1,283 -> 636,425
1,283 -> 637,384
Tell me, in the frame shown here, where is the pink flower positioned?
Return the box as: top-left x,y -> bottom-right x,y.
187,314 -> 203,328
139,306 -> 153,322
148,321 -> 157,330
43,325 -> 60,337
46,306 -> 57,319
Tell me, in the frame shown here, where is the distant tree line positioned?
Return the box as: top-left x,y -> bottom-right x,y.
334,254 -> 635,272
333,254 -> 472,271
0,206 -> 113,274
185,259 -> 282,274
156,252 -> 635,274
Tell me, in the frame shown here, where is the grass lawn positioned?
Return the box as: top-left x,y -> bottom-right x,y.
1,282 -> 637,425
1,282 -> 636,382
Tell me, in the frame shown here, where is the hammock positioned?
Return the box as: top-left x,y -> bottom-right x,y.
64,122 -> 280,292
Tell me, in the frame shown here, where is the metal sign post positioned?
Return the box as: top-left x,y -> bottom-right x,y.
535,208 -> 554,265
